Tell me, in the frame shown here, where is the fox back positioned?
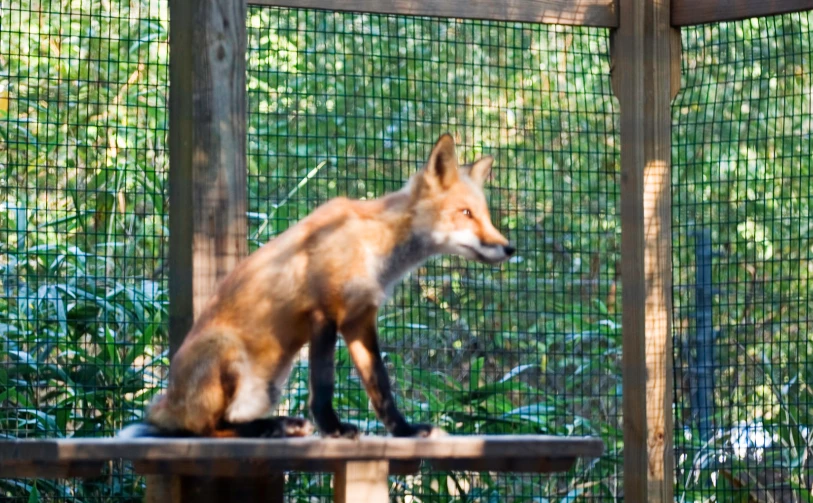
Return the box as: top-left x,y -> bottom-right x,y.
136,134 -> 514,439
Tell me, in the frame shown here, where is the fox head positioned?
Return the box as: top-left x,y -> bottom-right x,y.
409,134 -> 515,265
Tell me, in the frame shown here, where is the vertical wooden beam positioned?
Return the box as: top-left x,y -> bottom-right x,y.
611,0 -> 679,501
169,0 -> 248,357
168,0 -> 194,357
334,461 -> 390,503
163,0 -> 282,501
145,474 -> 180,503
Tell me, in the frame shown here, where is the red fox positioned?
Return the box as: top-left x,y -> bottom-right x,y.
122,134 -> 514,439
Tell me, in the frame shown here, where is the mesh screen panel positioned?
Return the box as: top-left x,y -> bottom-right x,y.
672,12 -> 813,502
1,0 -> 169,500
247,7 -> 621,501
1,2 -> 625,501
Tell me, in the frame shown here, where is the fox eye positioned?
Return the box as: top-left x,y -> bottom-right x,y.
461,208 -> 473,218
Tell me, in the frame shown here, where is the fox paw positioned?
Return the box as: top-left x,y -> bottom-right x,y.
276,417 -> 314,438
394,422 -> 439,438
322,422 -> 360,439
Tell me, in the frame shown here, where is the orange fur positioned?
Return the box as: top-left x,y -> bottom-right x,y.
145,134 -> 513,437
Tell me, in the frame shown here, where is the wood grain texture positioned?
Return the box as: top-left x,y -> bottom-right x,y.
133,459 -> 422,477
178,475 -> 284,503
145,475 -> 181,503
168,0 -> 194,356
189,0 -> 249,320
169,0 -> 249,351
0,461 -> 103,479
335,460 -> 389,503
611,0 -> 677,501
169,0 -> 249,356
0,436 -> 604,464
672,0 -> 813,26
131,458 -> 572,476
166,0 -> 251,500
248,0 -> 618,27
430,457 -> 575,473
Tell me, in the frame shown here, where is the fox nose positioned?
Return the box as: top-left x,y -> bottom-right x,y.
503,245 -> 516,256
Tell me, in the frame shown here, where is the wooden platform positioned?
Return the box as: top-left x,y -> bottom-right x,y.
0,435 -> 604,501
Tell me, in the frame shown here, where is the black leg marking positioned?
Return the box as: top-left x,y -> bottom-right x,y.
343,314 -> 434,438
219,417 -> 313,438
360,338 -> 433,438
309,317 -> 359,438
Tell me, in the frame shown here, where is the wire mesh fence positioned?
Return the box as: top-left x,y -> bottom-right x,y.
1,2 -> 622,500
0,0 -> 169,500
672,11 -> 813,502
246,7 -> 621,501
5,1 -> 809,502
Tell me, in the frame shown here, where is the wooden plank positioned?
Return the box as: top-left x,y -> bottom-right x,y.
247,0 -> 618,27
672,0 -> 813,26
134,457 -> 574,476
186,0 -> 249,323
133,459 -> 421,476
334,460 -> 389,503
429,457 -> 575,473
144,475 -> 284,503
0,461 -> 103,479
0,436 -> 604,464
145,475 -> 181,503
611,0 -> 677,501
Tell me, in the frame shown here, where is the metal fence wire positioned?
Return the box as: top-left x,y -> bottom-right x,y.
672,11 -> 813,502
9,2 -> 811,503
1,2 -> 622,500
246,6 -> 621,501
0,0 -> 169,500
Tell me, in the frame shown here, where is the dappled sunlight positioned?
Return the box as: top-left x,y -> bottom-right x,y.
672,12 -> 813,502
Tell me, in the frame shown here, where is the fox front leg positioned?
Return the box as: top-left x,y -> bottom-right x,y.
309,313 -> 360,438
341,308 -> 434,438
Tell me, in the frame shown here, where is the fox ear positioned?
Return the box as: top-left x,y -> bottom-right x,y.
462,155 -> 493,186
423,133 -> 459,189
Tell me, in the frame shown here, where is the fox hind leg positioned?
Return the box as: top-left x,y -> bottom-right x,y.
223,364 -> 274,424
218,381 -> 313,438
220,355 -> 313,438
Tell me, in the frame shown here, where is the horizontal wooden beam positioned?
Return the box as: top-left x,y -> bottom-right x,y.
0,461 -> 104,479
134,459 -> 423,477
0,436 -> 603,468
672,0 -> 813,26
247,0 -> 618,27
132,457 -> 574,476
430,456 -> 575,473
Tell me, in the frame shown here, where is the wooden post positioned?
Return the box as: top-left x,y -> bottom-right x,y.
671,0 -> 813,26
169,0 -> 248,356
334,461 -> 390,503
160,0 -> 282,500
611,0 -> 680,501
247,0 -> 618,27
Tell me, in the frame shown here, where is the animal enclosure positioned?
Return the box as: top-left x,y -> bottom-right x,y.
672,13 -> 813,501
0,0 -> 811,502
246,8 -> 620,500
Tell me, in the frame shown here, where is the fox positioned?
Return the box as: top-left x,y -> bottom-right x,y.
121,133 -> 514,439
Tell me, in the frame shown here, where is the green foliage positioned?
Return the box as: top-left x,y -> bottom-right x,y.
246,8 -> 622,501
1,1 -> 810,502
1,0 -> 170,500
673,13 -> 813,502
